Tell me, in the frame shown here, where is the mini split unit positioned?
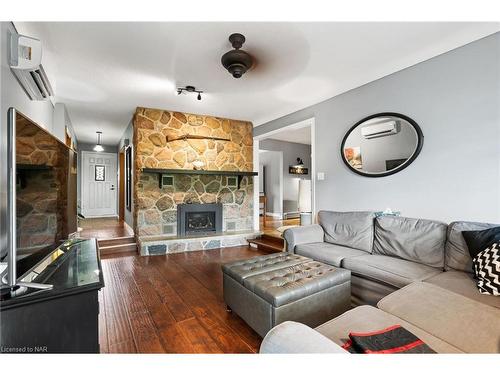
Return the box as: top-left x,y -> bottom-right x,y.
361,120 -> 399,139
9,32 -> 54,101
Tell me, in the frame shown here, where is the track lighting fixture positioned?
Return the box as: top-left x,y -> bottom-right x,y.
177,85 -> 203,101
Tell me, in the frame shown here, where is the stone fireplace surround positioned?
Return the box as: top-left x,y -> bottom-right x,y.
133,107 -> 259,255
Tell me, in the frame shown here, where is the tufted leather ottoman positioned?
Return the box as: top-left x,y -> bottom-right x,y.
222,254 -> 351,337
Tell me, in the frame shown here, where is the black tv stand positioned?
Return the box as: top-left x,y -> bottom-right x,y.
0,238 -> 104,353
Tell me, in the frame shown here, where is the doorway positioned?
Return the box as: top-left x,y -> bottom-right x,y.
253,118 -> 315,236
81,151 -> 118,218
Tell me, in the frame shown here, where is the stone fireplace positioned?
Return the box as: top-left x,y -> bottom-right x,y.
177,203 -> 222,236
133,106 -> 258,255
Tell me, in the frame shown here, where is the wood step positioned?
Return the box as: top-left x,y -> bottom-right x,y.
247,238 -> 284,253
98,236 -> 135,247
260,234 -> 284,244
98,242 -> 137,255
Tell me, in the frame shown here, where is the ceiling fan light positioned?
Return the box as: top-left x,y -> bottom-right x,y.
221,33 -> 253,78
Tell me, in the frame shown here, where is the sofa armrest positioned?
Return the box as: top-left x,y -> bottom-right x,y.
283,224 -> 324,253
260,321 -> 348,354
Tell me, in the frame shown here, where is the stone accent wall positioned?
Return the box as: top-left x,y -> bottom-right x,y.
133,107 -> 254,240
134,107 -> 253,171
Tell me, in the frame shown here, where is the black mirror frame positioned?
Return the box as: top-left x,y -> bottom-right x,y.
340,112 -> 424,178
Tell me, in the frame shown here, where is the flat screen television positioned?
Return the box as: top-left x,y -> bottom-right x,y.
1,108 -> 77,292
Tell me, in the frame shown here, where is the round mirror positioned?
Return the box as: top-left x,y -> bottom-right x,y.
341,112 -> 423,177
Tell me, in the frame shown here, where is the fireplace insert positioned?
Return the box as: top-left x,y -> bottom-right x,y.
177,203 -> 223,236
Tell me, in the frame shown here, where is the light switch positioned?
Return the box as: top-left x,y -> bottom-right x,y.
317,172 -> 325,181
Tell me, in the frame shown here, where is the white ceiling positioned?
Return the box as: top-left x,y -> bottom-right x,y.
15,22 -> 500,145
267,126 -> 311,145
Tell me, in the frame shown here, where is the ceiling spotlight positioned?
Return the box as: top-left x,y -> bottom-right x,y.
177,85 -> 203,101
93,131 -> 104,152
221,33 -> 254,78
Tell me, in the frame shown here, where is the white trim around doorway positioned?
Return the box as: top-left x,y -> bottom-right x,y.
253,117 -> 316,230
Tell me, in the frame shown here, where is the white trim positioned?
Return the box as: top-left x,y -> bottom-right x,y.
253,117 -> 316,224
253,140 -> 260,231
253,118 -> 314,141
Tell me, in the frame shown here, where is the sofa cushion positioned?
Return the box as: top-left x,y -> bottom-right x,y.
315,305 -> 462,353
318,211 -> 375,252
445,221 -> 499,273
378,282 -> 500,353
342,254 -> 442,289
373,216 -> 447,268
295,242 -> 366,267
425,270 -> 500,309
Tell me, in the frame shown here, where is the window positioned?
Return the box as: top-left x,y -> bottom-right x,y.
95,165 -> 105,181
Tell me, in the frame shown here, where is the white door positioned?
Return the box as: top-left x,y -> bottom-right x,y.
82,151 -> 117,217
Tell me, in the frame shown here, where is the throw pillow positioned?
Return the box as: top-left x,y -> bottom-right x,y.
472,241 -> 500,296
462,226 -> 500,259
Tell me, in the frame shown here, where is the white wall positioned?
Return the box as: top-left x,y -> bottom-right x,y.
255,33 -> 500,224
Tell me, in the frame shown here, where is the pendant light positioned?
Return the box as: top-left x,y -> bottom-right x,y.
93,131 -> 104,152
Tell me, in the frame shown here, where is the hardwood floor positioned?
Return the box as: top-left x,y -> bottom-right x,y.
80,217 -> 133,239
99,246 -> 268,353
259,216 -> 299,238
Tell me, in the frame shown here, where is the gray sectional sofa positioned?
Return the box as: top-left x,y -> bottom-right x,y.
260,211 -> 500,353
284,211 -> 500,308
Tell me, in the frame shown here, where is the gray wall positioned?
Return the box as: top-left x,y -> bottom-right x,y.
259,150 -> 282,215
260,139 -> 311,215
255,33 -> 500,224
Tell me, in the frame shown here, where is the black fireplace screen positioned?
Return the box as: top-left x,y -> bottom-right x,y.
186,211 -> 216,233
177,203 -> 223,236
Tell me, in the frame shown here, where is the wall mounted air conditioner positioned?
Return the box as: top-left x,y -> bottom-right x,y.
361,120 -> 398,139
9,32 -> 54,101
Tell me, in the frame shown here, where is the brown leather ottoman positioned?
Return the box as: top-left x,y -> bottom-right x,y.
222,254 -> 351,337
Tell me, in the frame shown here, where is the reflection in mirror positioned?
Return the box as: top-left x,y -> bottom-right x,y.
341,113 -> 423,177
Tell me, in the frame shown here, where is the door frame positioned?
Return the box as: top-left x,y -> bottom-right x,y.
253,117 -> 316,230
81,150 -> 118,218
119,148 -> 125,222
